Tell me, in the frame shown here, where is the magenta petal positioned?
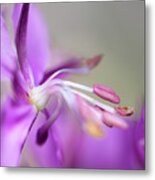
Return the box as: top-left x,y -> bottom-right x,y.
72,113 -> 144,169
40,58 -> 83,83
12,70 -> 30,103
72,127 -> 133,169
135,107 -> 145,165
50,104 -> 82,167
1,97 -> 36,166
41,52 -> 102,83
19,113 -> 62,167
0,15 -> 16,81
15,4 -> 34,88
13,4 -> 50,85
19,100 -> 81,167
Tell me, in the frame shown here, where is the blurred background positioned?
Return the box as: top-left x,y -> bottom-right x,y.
37,1 -> 144,113
3,1 -> 144,114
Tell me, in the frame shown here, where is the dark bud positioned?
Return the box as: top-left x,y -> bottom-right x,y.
36,127 -> 48,146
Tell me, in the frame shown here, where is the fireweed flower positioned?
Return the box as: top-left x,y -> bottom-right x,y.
1,4 -> 133,167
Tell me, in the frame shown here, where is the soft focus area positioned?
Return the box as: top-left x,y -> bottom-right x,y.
38,1 -> 144,110
2,1 -> 144,109
1,2 -> 144,169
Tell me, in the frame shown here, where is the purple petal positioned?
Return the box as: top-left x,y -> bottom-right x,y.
135,106 -> 145,166
72,126 -> 136,169
19,112 -> 63,167
19,99 -> 81,167
71,112 -> 145,170
13,4 -> 50,85
40,50 -> 103,83
0,15 -> 16,81
1,97 -> 36,166
52,104 -> 82,167
15,4 -> 34,88
40,57 -> 83,83
12,70 -> 29,103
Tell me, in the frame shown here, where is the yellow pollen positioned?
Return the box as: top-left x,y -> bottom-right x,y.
116,106 -> 134,116
84,120 -> 104,138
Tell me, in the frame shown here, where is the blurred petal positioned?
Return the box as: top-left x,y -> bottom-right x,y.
13,4 -> 50,85
0,15 -> 16,81
72,126 -> 135,169
135,106 -> 145,167
72,108 -> 144,169
40,51 -> 103,83
15,4 -> 34,88
76,95 -> 105,137
1,97 -> 36,166
19,112 -> 62,167
12,70 -> 29,102
52,104 -> 82,167
19,99 -> 81,167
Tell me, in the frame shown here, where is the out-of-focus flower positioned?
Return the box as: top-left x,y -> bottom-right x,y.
1,3 -> 133,167
71,106 -> 145,170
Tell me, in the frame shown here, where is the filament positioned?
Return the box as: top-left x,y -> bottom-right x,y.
70,89 -> 115,114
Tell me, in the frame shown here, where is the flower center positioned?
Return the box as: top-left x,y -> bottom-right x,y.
29,85 -> 51,110
23,55 -> 134,147
28,73 -> 134,146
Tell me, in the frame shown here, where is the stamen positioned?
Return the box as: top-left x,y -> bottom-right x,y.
101,111 -> 128,129
115,106 -> 134,116
70,89 -> 115,114
76,95 -> 105,137
93,84 -> 120,104
33,79 -> 119,109
40,79 -> 120,111
63,81 -> 93,93
30,79 -> 93,102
